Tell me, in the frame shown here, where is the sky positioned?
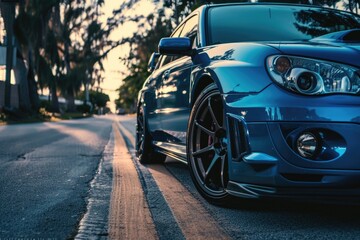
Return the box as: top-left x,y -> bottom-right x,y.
100,0 -> 157,112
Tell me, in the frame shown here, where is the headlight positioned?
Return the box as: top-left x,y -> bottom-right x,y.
266,55 -> 360,95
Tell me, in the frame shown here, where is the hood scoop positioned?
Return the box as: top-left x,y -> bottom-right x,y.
311,29 -> 360,43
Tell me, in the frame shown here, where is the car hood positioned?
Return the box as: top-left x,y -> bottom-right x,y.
266,41 -> 360,67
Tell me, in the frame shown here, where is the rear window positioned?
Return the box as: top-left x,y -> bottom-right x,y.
207,5 -> 360,45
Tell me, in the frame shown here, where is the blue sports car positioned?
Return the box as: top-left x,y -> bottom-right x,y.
136,3 -> 360,205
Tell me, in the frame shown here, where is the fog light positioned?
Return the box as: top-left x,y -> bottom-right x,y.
297,132 -> 319,159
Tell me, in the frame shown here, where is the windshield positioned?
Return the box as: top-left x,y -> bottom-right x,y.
207,5 -> 360,45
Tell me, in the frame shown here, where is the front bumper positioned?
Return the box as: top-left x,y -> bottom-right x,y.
226,181 -> 360,202
224,84 -> 360,199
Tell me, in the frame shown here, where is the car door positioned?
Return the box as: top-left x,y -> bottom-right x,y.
143,68 -> 163,136
146,24 -> 185,141
157,15 -> 199,144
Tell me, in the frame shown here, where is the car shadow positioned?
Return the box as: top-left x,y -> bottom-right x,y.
163,157 -> 360,223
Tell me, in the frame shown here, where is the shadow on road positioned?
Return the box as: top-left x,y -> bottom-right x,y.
163,158 -> 360,231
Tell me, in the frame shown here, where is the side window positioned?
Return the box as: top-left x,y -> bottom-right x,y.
180,15 -> 198,47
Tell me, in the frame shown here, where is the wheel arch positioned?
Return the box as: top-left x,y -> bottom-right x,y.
190,70 -> 223,107
137,90 -> 145,110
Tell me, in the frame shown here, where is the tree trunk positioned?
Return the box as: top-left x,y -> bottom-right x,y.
26,50 -> 39,112
84,81 -> 89,105
13,49 -> 32,113
50,79 -> 60,113
1,3 -> 15,109
63,39 -> 76,112
355,1 -> 358,14
349,0 -> 354,12
66,86 -> 76,112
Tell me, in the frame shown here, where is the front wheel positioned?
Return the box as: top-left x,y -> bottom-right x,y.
187,84 -> 233,205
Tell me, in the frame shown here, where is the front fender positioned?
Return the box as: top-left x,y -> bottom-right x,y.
190,43 -> 281,97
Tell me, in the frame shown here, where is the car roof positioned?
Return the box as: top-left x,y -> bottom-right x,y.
173,2 -> 356,47
202,2 -> 352,13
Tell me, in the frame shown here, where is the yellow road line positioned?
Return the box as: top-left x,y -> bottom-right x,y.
116,121 -> 230,240
108,122 -> 158,240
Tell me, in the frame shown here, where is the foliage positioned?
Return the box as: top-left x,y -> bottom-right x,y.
7,0 -> 120,115
79,90 -> 110,108
56,112 -> 92,120
39,99 -> 52,112
76,104 -> 91,114
116,12 -> 172,112
115,62 -> 148,112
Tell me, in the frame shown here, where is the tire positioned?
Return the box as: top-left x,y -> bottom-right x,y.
136,104 -> 166,164
187,84 -> 233,205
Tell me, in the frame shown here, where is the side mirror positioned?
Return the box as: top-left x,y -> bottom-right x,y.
148,52 -> 160,72
158,37 -> 192,56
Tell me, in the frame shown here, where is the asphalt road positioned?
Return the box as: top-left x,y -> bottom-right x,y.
1,115 -> 360,239
0,117 -> 113,239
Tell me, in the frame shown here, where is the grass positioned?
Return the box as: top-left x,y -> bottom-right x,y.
0,108 -> 92,125
53,112 -> 92,120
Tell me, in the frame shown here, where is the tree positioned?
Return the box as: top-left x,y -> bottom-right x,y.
116,8 -> 172,112
11,0 -> 119,114
55,0 -> 120,112
13,0 -> 63,113
13,1 -> 61,113
79,89 -> 109,110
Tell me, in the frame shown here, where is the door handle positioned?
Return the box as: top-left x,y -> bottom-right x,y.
163,70 -> 170,80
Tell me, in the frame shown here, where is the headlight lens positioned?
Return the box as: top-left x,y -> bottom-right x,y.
267,55 -> 360,95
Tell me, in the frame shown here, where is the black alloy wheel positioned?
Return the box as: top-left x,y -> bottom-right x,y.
187,84 -> 232,205
136,104 -> 166,164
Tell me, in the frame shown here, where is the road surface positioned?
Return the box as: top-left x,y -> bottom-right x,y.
1,115 -> 360,239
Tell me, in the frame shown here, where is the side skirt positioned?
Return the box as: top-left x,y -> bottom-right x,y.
153,141 -> 188,164
226,181 -> 276,198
